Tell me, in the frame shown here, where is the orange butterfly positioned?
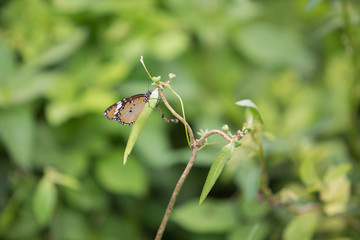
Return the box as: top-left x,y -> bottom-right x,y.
104,91 -> 152,125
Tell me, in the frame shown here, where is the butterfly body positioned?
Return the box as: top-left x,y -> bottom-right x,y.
104,91 -> 152,125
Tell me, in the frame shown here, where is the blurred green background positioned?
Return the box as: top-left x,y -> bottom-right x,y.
0,0 -> 359,239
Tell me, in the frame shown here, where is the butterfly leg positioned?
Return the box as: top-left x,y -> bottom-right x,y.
157,107 -> 179,123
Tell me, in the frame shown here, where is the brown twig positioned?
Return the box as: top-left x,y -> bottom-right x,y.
158,88 -> 195,145
198,129 -> 232,146
155,147 -> 199,240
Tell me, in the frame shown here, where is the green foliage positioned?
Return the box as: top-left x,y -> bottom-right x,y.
32,177 -> 57,226
172,200 -> 237,233
0,0 -> 359,239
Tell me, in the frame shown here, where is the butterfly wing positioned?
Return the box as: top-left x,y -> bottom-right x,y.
104,101 -> 122,121
117,94 -> 149,125
104,91 -> 152,125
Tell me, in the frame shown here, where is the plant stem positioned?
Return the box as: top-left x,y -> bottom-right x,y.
342,0 -> 360,161
158,88 -> 195,145
155,147 -> 199,240
198,129 -> 232,145
155,88 -> 246,239
252,132 -> 270,196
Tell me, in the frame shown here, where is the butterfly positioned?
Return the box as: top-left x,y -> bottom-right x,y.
104,90 -> 152,125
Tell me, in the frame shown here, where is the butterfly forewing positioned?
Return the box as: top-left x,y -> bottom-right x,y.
117,95 -> 148,125
104,102 -> 122,120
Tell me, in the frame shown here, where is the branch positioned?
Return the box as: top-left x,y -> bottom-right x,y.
158,88 -> 195,145
155,147 -> 199,240
197,129 -> 232,147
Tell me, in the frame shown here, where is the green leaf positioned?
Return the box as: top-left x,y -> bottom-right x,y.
283,212 -> 320,240
299,158 -> 319,187
199,143 -> 235,204
234,23 -> 314,72
0,105 -> 35,169
32,177 -> 57,226
323,163 -> 351,183
172,199 -> 237,233
64,178 -> 107,212
3,70 -> 60,106
0,39 -> 15,81
234,158 -> 260,200
123,88 -> 159,164
320,163 -> 351,215
52,208 -> 90,240
236,99 -> 264,125
228,222 -> 270,240
96,152 -> 148,197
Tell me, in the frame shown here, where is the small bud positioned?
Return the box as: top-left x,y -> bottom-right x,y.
169,73 -> 176,80
152,76 -> 161,83
222,124 -> 229,132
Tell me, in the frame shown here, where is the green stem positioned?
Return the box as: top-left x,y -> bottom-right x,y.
140,56 -> 153,80
342,0 -> 360,161
252,132 -> 270,196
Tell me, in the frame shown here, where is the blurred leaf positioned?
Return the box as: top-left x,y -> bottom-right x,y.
228,222 -> 270,240
134,116 -> 176,168
234,23 -> 314,72
236,99 -> 264,125
99,214 -> 143,240
306,0 -> 323,12
234,157 -> 260,200
150,30 -> 190,60
95,60 -> 132,86
55,150 -> 88,177
65,178 -> 107,212
1,70 -> 60,106
199,143 -> 235,204
96,152 -> 148,197
283,211 -> 320,240
299,158 -> 319,187
46,88 -> 115,126
124,89 -> 159,164
52,208 -> 90,240
0,178 -> 34,236
323,163 -> 351,183
0,39 -> 15,81
47,168 -> 80,190
32,177 -> 57,226
239,199 -> 270,220
172,199 -> 237,233
0,105 -> 35,169
6,208 -> 40,239
33,123 -> 63,169
320,163 -> 351,216
28,28 -> 87,68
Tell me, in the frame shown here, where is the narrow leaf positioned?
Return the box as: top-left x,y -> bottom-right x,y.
199,143 -> 235,204
32,177 -> 57,226
236,99 -> 264,125
123,88 -> 159,164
